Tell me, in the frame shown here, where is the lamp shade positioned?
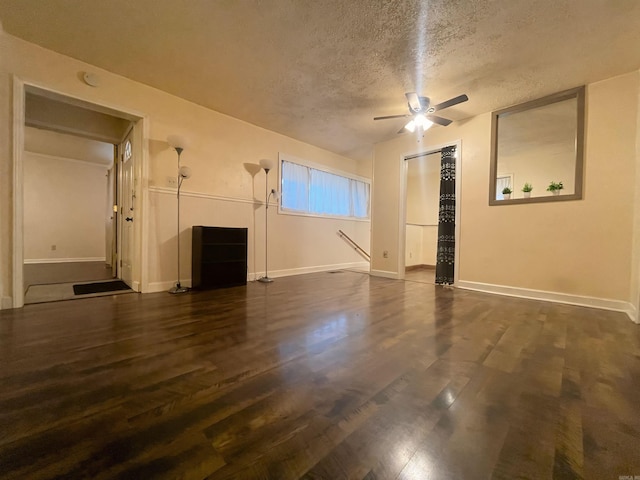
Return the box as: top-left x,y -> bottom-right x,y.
179,165 -> 192,179
167,134 -> 188,150
259,158 -> 275,171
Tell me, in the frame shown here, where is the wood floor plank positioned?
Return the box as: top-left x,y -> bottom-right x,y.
1,271 -> 639,479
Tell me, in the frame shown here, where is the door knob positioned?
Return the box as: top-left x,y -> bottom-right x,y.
125,217 -> 133,222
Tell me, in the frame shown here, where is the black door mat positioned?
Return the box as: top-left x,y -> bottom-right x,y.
73,280 -> 131,295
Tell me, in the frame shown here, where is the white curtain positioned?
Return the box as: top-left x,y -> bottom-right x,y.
281,159 -> 370,218
351,180 -> 369,218
281,161 -> 309,211
310,169 -> 350,216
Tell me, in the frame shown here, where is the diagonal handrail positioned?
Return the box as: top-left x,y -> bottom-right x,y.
337,230 -> 370,262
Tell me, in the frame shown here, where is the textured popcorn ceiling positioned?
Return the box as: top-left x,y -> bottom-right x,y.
1,0 -> 639,161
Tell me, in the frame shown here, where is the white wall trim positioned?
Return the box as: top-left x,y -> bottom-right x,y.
278,208 -> 371,223
1,297 -> 13,310
265,261 -> 369,280
12,76 -> 25,308
23,150 -> 112,169
146,261 -> 370,293
149,186 -> 372,225
148,279 -> 193,293
626,304 -> 638,324
137,116 -> 150,294
24,257 -> 106,264
149,185 -> 264,206
11,77 -> 147,308
370,269 -> 401,280
457,280 -> 636,320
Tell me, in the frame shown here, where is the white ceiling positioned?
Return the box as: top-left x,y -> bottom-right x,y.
1,0 -> 639,162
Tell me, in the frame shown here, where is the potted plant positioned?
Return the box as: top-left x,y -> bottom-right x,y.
502,187 -> 512,200
547,181 -> 564,196
522,182 -> 533,198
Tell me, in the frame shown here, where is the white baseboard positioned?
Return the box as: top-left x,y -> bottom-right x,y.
145,262 -> 369,293
626,304 -> 638,324
264,262 -> 369,279
1,296 -> 13,309
146,279 -> 193,293
370,269 -> 401,280
457,280 -> 635,319
24,257 -> 106,264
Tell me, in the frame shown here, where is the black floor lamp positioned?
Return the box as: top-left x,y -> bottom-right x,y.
168,135 -> 192,294
258,158 -> 278,283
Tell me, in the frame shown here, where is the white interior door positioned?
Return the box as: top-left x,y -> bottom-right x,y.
119,129 -> 134,286
106,147 -> 117,272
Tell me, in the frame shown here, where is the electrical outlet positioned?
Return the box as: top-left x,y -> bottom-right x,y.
167,176 -> 178,187
383,250 -> 388,258
409,252 -> 412,258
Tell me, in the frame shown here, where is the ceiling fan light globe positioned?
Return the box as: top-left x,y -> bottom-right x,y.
422,119 -> 434,131
404,119 -> 416,132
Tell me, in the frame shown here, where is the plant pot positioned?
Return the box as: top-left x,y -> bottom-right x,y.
523,191 -> 531,198
503,193 -> 511,200
552,190 -> 560,196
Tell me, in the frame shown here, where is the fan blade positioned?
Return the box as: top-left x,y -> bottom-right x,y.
426,115 -> 452,126
432,94 -> 468,112
374,114 -> 411,121
398,125 -> 409,134
405,92 -> 422,113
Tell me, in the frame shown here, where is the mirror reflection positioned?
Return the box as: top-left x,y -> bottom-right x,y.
490,87 -> 584,205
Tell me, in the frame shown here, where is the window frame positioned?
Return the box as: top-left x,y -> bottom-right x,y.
277,153 -> 371,222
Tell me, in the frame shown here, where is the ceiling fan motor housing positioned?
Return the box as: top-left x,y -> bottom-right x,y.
374,92 -> 468,130
409,96 -> 430,113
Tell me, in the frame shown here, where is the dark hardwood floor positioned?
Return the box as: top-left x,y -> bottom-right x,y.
1,271 -> 639,479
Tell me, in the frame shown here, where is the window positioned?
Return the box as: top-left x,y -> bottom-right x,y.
280,158 -> 370,219
124,139 -> 132,161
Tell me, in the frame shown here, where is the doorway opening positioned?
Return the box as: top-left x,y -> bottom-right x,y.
404,151 -> 440,285
400,141 -> 462,285
15,84 -> 143,305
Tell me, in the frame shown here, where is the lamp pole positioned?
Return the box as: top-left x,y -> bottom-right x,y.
169,146 -> 189,294
258,167 -> 273,283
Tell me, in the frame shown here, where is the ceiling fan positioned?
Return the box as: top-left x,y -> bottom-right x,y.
374,92 -> 469,133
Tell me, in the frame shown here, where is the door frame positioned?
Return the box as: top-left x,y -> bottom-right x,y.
11,76 -> 150,308
117,126 -> 136,286
398,140 -> 462,283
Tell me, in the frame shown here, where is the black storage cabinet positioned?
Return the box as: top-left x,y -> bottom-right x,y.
191,226 -> 248,289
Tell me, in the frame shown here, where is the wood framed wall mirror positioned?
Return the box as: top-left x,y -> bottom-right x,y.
489,86 -> 585,205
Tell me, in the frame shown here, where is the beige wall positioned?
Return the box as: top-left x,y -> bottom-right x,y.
405,224 -> 422,266
23,151 -> 108,261
405,154 -> 439,266
373,71 -> 639,308
0,32 -> 371,304
405,225 -> 438,267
